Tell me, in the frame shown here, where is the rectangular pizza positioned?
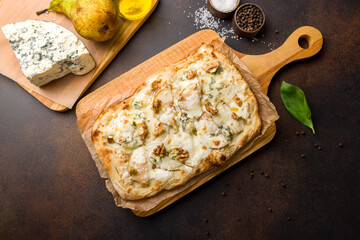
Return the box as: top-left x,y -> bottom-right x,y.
91,44 -> 262,200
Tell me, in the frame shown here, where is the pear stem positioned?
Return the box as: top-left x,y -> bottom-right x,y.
36,8 -> 50,16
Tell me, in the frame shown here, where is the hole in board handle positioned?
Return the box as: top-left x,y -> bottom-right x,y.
298,35 -> 310,49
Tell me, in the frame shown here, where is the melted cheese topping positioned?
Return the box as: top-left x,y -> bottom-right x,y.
196,117 -> 228,149
93,45 -> 260,198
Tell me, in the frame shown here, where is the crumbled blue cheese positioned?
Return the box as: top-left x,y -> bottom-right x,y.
103,110 -> 144,149
195,118 -> 228,149
213,102 -> 244,139
179,112 -> 194,132
1,20 -> 95,87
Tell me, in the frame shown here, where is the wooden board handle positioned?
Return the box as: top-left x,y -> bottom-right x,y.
240,26 -> 323,93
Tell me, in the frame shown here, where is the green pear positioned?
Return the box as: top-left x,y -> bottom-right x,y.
38,0 -> 119,42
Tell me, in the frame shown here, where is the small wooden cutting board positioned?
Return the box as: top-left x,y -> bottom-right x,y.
76,26 -> 323,217
0,0 -> 159,111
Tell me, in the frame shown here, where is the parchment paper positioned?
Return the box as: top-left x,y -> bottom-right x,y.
0,0 -> 118,109
77,37 -> 279,212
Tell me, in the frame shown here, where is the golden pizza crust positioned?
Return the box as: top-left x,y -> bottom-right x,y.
91,44 -> 261,200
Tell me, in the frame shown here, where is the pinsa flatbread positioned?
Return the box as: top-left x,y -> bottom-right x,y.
91,44 -> 261,200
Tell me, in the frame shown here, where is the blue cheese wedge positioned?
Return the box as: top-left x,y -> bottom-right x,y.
91,44 -> 262,200
1,20 -> 95,87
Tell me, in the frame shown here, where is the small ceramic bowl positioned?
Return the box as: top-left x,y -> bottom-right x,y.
232,3 -> 265,38
207,0 -> 240,19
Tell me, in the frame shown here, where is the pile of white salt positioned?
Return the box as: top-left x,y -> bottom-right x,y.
210,0 -> 238,12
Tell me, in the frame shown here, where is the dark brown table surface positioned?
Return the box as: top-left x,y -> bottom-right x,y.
1,0 -> 359,239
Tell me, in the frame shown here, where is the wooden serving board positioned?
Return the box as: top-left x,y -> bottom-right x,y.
76,26 -> 323,217
0,0 -> 159,112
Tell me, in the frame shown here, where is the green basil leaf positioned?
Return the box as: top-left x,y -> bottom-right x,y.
280,81 -> 315,134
